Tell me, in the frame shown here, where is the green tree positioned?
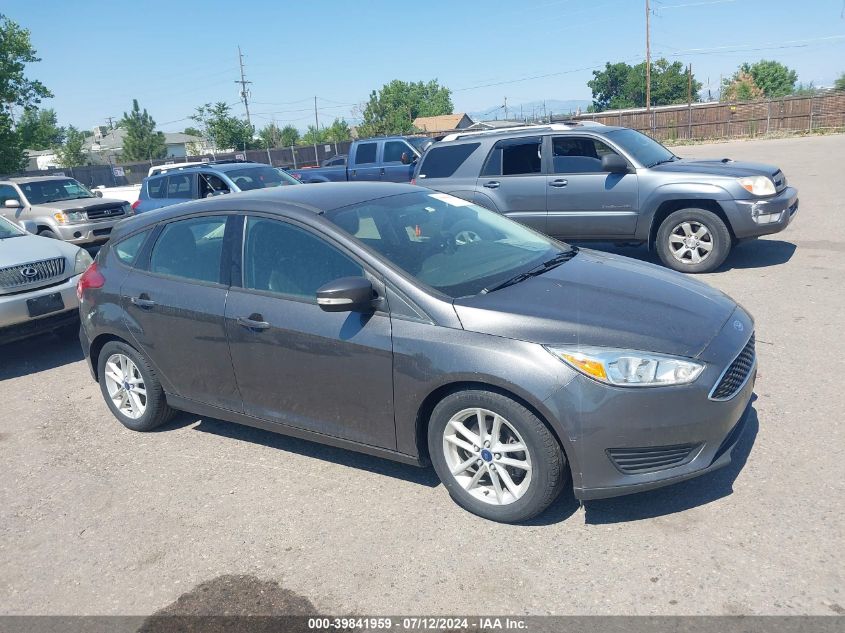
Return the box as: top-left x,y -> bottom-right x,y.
358,79 -> 452,137
258,122 -> 286,148
183,126 -> 201,137
731,60 -> 797,98
279,124 -> 300,147
588,59 -> 700,112
0,13 -> 53,173
833,72 -> 845,91
324,118 -> 352,143
17,108 -> 64,150
120,99 -> 167,161
55,125 -> 88,167
301,125 -> 328,145
190,102 -> 255,151
721,71 -> 765,102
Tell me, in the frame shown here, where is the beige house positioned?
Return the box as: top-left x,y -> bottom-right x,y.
412,113 -> 474,135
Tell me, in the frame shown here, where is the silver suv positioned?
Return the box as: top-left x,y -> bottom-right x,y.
0,176 -> 132,246
413,123 -> 798,273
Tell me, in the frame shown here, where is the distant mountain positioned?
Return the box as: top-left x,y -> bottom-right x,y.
468,99 -> 592,122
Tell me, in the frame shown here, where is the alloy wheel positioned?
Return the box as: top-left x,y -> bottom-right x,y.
442,408 -> 532,505
668,220 -> 714,264
103,353 -> 147,420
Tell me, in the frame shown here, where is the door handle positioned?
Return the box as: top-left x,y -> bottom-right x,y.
483,181 -> 500,189
379,167 -> 385,175
237,315 -> 270,331
130,295 -> 156,309
549,179 -> 568,187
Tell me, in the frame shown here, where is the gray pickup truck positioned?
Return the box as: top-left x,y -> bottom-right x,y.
413,123 -> 798,273
0,176 -> 132,246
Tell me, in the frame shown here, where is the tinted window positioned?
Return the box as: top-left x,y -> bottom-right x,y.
226,166 -> 298,190
482,138 -> 541,176
243,217 -> 362,300
114,231 -> 149,266
150,216 -> 227,283
0,184 -> 19,204
19,178 -> 95,204
551,136 -> 617,173
147,176 -> 167,199
166,174 -> 194,198
605,128 -> 675,167
418,143 -> 480,179
383,141 -> 411,163
198,173 -> 230,198
354,143 -> 377,164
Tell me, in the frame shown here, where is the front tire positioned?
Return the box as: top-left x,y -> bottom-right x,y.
428,390 -> 566,523
97,341 -> 175,432
38,229 -> 60,240
656,208 -> 731,273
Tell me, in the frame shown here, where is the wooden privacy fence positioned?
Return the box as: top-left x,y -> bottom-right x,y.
563,91 -> 845,142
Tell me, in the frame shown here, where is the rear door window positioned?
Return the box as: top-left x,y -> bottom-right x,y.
418,143 -> 480,179
166,174 -> 195,199
354,142 -> 378,165
481,137 -> 542,176
149,216 -> 228,283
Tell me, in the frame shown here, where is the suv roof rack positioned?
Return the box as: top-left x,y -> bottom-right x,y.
441,121 -> 605,142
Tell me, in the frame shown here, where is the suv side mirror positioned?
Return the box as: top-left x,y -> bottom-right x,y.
94,190 -> 103,198
4,199 -> 21,208
316,276 -> 375,312
602,154 -> 629,174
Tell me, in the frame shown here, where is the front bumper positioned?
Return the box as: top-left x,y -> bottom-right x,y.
544,306 -> 756,500
54,219 -> 123,245
727,186 -> 798,239
0,275 -> 81,344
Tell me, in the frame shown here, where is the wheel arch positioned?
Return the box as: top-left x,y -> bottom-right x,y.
648,199 -> 736,250
88,332 -> 135,381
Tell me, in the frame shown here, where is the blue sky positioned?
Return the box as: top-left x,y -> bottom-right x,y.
6,0 -> 845,132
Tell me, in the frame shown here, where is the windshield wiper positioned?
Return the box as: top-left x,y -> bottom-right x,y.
481,247 -> 579,294
649,156 -> 678,168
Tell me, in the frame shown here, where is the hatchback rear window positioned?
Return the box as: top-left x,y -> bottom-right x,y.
418,143 -> 480,179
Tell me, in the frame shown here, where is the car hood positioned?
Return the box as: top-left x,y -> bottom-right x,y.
453,249 -> 737,358
651,158 -> 781,179
31,197 -> 126,214
0,232 -> 80,268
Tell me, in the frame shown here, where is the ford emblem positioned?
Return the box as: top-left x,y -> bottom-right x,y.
733,320 -> 744,332
20,266 -> 38,278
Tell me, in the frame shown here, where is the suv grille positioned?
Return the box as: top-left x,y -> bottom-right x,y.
0,257 -> 66,290
607,444 -> 699,474
86,205 -> 125,221
710,334 -> 756,401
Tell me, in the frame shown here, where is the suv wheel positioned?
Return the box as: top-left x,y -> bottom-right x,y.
656,208 -> 731,273
428,390 -> 566,523
37,229 -> 59,239
97,341 -> 175,432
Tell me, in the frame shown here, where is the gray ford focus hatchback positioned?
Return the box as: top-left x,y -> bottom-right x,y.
78,182 -> 755,522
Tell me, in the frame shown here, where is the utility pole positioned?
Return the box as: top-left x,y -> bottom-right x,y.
687,64 -> 693,104
314,96 -> 320,131
106,116 -> 116,130
645,0 -> 651,111
504,97 -> 508,120
235,45 -> 252,127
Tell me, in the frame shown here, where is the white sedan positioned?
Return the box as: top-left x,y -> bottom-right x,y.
0,216 -> 92,344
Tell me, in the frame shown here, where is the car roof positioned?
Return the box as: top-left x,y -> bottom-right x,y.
437,123 -> 624,144
145,161 -> 271,179
115,182 -> 423,238
4,176 -> 78,184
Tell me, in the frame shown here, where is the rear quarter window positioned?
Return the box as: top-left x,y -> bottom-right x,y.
113,230 -> 150,266
147,177 -> 166,199
418,143 -> 480,179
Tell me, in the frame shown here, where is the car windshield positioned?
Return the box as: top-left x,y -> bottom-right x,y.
325,191 -> 568,298
20,178 -> 96,204
606,128 -> 676,167
408,137 -> 433,153
226,166 -> 298,190
0,216 -> 25,238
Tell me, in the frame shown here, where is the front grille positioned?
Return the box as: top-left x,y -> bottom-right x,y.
710,334 -> 756,401
0,257 -> 66,291
86,206 -> 125,221
608,444 -> 699,474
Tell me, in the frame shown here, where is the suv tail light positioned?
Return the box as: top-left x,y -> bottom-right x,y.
77,262 -> 105,301
131,199 -> 141,211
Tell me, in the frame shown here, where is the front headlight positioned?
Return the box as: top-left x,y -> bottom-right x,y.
73,249 -> 93,275
545,346 -> 705,387
737,176 -> 776,196
53,211 -> 87,224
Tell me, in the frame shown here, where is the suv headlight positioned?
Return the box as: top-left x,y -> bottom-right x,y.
73,249 -> 93,275
54,211 -> 87,224
737,176 -> 775,196
546,346 -> 705,387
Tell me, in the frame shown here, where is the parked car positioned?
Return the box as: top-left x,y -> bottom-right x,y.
0,176 -> 133,246
133,160 -> 300,213
78,183 -> 756,522
0,216 -> 92,344
413,122 -> 798,273
290,136 -> 433,183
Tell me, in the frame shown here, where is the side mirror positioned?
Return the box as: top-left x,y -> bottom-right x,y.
94,190 -> 103,198
4,199 -> 21,208
316,276 -> 375,313
602,154 -> 629,174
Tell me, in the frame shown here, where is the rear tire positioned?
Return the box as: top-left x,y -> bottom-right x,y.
97,341 -> 175,432
656,208 -> 731,273
428,389 -> 566,523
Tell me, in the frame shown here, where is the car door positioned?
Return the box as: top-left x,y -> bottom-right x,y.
224,214 -> 396,449
120,214 -> 242,411
381,140 -> 415,183
348,141 -> 381,181
544,135 -> 639,239
473,136 -> 547,233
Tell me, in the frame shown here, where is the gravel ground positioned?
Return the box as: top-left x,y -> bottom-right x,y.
0,134 -> 843,617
